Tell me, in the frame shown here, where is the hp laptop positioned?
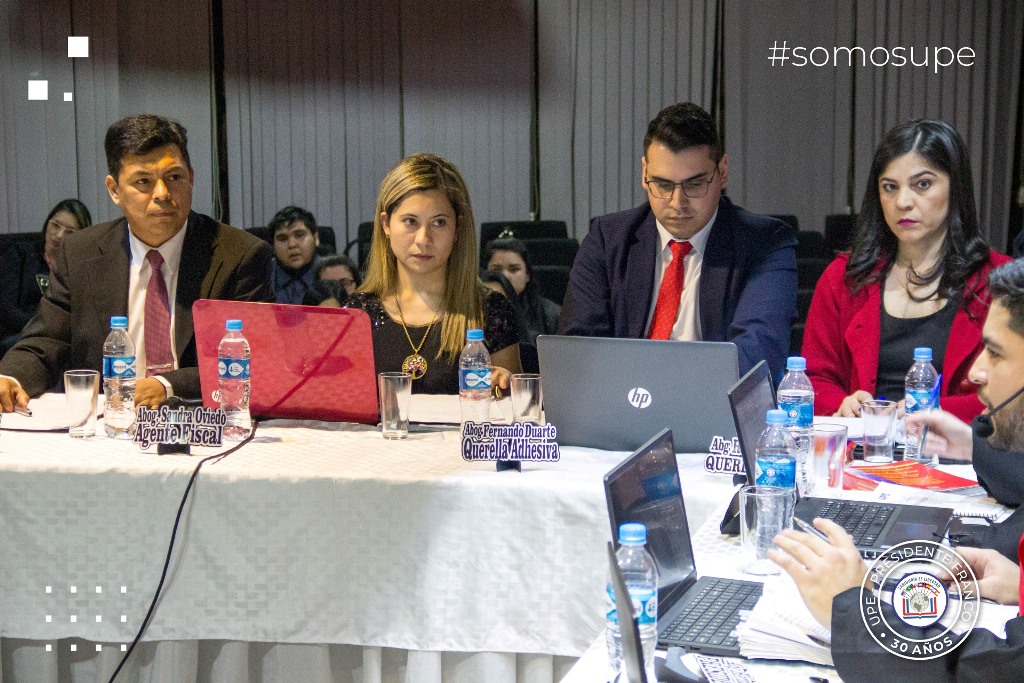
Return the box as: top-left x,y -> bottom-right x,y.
193,300 -> 378,423
725,360 -> 954,559
539,336 -> 739,453
605,429 -> 762,656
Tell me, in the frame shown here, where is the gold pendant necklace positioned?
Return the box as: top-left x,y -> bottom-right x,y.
395,296 -> 440,380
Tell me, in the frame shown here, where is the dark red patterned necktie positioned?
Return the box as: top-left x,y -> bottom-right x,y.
144,249 -> 173,376
647,240 -> 693,340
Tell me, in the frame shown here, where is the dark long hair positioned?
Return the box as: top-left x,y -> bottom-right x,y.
484,238 -> 555,335
845,119 -> 989,301
41,198 -> 92,237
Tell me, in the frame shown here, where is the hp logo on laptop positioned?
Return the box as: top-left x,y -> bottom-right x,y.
627,387 -> 652,409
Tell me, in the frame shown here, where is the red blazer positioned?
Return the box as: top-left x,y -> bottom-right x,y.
803,250 -> 1012,421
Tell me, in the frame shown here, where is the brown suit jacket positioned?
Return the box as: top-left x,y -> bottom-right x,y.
0,212 -> 272,399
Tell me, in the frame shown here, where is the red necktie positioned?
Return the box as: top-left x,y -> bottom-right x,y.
647,240 -> 693,340
144,250 -> 173,376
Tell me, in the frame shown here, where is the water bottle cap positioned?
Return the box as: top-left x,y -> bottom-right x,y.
110,316 -> 128,329
225,319 -> 243,331
786,356 -> 806,371
618,522 -> 647,545
913,347 -> 932,361
766,409 -> 788,425
466,329 -> 484,341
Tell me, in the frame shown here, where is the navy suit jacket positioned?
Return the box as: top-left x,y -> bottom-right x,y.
558,196 -> 797,378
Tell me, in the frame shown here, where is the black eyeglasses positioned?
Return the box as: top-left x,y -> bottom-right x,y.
644,167 -> 718,199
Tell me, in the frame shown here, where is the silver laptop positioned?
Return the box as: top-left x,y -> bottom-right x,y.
537,336 -> 739,453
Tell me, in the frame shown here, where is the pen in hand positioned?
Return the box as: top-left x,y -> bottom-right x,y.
794,516 -> 832,544
14,406 -> 32,417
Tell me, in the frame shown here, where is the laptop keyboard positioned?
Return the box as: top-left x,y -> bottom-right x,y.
661,578 -> 762,650
815,501 -> 895,547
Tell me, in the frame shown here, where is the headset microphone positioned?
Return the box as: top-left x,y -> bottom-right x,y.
973,383 -> 1024,438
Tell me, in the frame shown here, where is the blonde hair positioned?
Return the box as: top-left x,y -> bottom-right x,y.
360,152 -> 484,359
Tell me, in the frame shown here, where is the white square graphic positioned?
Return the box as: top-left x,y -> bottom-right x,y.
95,644 -> 103,652
27,80 -> 47,100
121,586 -> 127,593
121,644 -> 127,651
121,615 -> 127,623
45,586 -> 52,594
70,615 -> 77,623
45,644 -> 52,652
68,36 -> 89,58
95,615 -> 102,623
95,586 -> 102,594
70,586 -> 77,594
70,644 -> 77,652
45,615 -> 52,623
64,92 -> 73,102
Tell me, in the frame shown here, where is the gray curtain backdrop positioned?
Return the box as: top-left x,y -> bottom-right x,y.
0,0 -> 214,232
222,0 -> 534,245
1,1 -> 1022,251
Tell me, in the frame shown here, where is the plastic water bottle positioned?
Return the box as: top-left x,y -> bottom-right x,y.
458,329 -> 492,430
754,409 -> 798,488
606,522 -> 659,681
905,347 -> 939,465
102,315 -> 136,439
218,319 -> 251,441
777,356 -> 814,494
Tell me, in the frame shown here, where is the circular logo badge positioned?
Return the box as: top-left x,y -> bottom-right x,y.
627,388 -> 652,409
859,540 -> 981,660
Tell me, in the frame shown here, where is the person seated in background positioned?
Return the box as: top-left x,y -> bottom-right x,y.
268,205 -> 321,305
0,114 -> 271,412
0,199 -> 92,355
803,119 -> 1011,420
558,102 -> 797,378
315,254 -> 361,297
484,237 -> 560,344
301,279 -> 344,307
344,152 -> 521,394
771,258 -> 1024,681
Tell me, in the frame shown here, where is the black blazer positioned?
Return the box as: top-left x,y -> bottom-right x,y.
0,240 -> 46,338
558,196 -> 798,378
0,212 -> 272,399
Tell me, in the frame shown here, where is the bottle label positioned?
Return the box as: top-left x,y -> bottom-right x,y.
459,368 -> 491,391
606,585 -> 658,626
218,358 -> 251,380
904,388 -> 933,414
103,356 -> 136,379
779,400 -> 813,428
755,455 -> 796,488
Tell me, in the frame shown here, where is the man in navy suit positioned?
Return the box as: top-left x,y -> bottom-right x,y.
558,103 -> 797,377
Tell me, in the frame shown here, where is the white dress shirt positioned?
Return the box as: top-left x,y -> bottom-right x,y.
644,211 -> 717,341
127,223 -> 187,394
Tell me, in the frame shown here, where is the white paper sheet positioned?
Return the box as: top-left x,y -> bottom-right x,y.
0,393 -> 103,432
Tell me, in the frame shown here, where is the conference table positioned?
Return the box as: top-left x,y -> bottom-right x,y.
0,396 -> 742,683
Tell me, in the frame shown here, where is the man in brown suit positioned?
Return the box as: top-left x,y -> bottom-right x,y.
0,114 -> 271,411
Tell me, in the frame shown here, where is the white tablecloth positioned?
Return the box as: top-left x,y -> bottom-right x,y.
0,414 -> 740,683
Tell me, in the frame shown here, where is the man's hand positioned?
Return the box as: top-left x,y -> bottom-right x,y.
835,390 -> 874,417
905,409 -> 974,461
0,377 -> 30,413
768,518 -> 869,629
492,366 -> 512,395
134,377 -> 168,409
937,546 -> 1020,605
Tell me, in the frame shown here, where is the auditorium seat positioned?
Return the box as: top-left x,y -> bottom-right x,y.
824,213 -> 856,255
533,265 -> 571,306
519,237 -> 579,268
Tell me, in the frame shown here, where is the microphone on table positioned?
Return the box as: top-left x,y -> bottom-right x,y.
973,384 -> 1024,438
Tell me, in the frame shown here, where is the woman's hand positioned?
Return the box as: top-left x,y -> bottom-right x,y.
834,390 -> 874,417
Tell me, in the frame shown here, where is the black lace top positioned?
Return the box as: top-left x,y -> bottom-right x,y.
344,290 -> 521,394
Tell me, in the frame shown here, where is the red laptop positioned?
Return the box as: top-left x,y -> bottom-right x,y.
193,300 -> 378,423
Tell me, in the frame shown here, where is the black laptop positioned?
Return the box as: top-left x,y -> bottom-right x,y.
605,429 -> 762,656
724,361 -> 954,559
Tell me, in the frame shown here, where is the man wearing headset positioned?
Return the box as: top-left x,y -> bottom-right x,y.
770,258 -> 1024,682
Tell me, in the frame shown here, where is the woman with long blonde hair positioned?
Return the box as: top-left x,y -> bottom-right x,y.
346,153 -> 522,393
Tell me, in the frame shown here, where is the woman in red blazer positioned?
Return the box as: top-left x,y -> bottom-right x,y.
803,120 -> 1011,421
